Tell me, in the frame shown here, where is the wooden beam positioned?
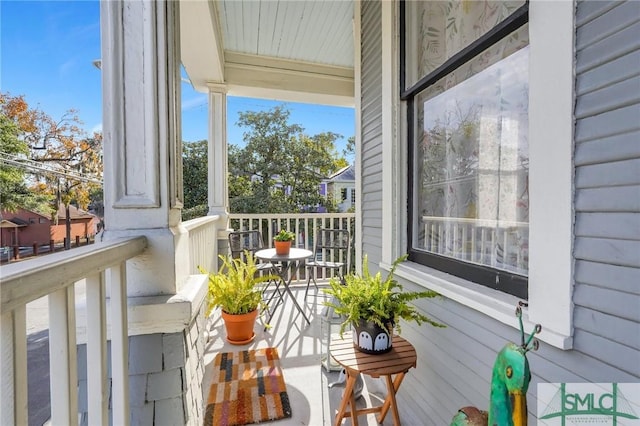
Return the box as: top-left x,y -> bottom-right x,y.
223,52 -> 354,106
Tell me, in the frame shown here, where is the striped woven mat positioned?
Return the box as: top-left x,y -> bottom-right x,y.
204,347 -> 292,426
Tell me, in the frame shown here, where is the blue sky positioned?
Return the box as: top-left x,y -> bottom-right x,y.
1,1 -> 355,159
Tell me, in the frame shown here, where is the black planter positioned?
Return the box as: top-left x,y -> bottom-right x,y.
352,318 -> 393,354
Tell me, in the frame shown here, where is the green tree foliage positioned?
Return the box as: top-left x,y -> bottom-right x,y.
1,92 -> 102,249
229,105 -> 347,213
182,204 -> 208,221
344,135 -> 355,159
0,94 -> 52,213
30,116 -> 102,249
0,114 -> 50,212
182,140 -> 208,209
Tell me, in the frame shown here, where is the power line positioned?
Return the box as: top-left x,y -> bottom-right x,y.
0,152 -> 103,185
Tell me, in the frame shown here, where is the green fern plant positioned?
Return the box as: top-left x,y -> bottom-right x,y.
324,254 -> 445,336
201,252 -> 278,316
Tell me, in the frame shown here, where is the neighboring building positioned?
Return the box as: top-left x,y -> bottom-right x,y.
0,208 -> 51,247
0,204 -> 98,247
324,164 -> 356,212
51,204 -> 99,243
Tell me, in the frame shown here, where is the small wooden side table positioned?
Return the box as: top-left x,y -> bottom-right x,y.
330,335 -> 417,426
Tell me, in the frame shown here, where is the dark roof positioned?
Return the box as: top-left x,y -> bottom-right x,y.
56,203 -> 96,220
0,219 -> 26,228
9,217 -> 29,226
327,164 -> 355,182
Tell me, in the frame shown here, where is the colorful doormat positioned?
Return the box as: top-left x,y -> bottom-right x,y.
204,347 -> 292,426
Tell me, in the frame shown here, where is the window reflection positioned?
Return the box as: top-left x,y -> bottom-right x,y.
414,44 -> 529,275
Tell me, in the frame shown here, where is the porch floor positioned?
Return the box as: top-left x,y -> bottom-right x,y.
202,282 -> 413,426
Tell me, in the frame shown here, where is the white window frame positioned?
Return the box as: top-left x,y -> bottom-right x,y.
379,0 -> 575,349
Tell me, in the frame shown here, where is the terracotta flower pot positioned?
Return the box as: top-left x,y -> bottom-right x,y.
274,240 -> 292,255
221,309 -> 258,345
352,318 -> 393,354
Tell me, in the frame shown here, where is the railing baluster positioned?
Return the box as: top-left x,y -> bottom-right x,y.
471,225 -> 477,262
110,262 -> 130,426
424,222 -> 428,249
303,218 -> 309,249
516,228 -> 523,271
503,228 -> 509,269
429,223 -> 438,253
49,285 -> 78,425
1,237 -> 146,426
461,225 -> 467,260
226,213 -> 357,282
86,272 -> 108,425
453,224 -> 459,258
480,227 -> 487,264
490,229 -> 497,267
419,215 -> 528,274
267,216 -> 273,242
183,215 -> 220,274
0,307 -> 28,426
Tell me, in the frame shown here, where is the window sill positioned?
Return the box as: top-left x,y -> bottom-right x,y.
384,261 -> 573,350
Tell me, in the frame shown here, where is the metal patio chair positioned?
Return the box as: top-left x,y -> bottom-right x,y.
304,228 -> 351,300
228,230 -> 281,296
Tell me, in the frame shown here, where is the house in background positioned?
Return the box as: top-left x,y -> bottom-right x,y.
0,204 -> 98,248
324,164 -> 356,212
51,204 -> 99,243
0,208 -> 51,247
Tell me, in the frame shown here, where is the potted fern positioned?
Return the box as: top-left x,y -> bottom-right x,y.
324,254 -> 445,354
273,229 -> 295,255
202,253 -> 277,344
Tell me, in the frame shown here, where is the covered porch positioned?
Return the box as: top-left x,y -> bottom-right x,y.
4,210 -> 362,425
16,245 -> 398,425
4,0 -> 634,425
0,0 -> 459,424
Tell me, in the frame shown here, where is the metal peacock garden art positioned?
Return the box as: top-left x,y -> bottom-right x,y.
450,303 -> 542,426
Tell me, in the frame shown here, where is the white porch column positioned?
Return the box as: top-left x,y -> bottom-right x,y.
101,0 -> 189,296
207,85 -> 231,254
98,3 -> 208,424
207,84 -> 229,223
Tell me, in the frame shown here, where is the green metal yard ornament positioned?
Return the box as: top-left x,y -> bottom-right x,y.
450,303 -> 542,426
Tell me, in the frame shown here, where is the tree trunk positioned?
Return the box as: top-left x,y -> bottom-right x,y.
65,204 -> 71,250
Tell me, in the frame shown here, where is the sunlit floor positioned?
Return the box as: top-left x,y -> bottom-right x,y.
201,282 -> 405,426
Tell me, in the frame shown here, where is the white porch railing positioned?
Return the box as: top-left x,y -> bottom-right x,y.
0,236 -> 147,426
421,216 -> 529,275
229,213 -> 356,283
183,215 -> 220,275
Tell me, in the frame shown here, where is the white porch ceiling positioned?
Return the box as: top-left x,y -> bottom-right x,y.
180,0 -> 355,106
218,0 -> 354,67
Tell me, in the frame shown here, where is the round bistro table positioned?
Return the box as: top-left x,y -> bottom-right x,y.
254,247 -> 313,325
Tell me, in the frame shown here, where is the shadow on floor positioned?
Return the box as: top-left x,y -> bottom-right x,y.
201,284 -> 396,425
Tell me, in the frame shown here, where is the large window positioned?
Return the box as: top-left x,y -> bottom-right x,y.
402,0 -> 529,298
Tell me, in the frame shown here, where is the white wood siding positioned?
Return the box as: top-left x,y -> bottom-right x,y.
360,0 -> 383,268
358,0 -> 640,423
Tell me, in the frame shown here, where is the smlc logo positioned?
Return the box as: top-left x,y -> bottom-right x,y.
538,383 -> 640,425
